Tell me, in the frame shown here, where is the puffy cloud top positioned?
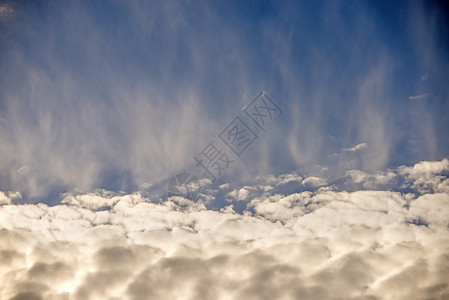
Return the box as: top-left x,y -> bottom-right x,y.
1,159 -> 449,299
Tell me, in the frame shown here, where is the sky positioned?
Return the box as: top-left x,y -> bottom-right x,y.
0,0 -> 449,299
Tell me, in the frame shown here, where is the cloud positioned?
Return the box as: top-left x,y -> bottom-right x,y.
1,0 -> 448,202
408,93 -> 432,100
399,159 -> 449,178
399,159 -> 449,193
0,4 -> 13,20
0,191 -> 21,205
1,159 -> 448,299
301,176 -> 327,188
227,187 -> 250,201
345,169 -> 397,189
343,142 -> 367,152
0,1 -> 448,297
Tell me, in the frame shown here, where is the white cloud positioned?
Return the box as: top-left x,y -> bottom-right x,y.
346,169 -> 397,189
399,159 -> 449,178
1,1 -> 448,297
408,93 -> 432,100
301,176 -> 327,187
0,191 -> 21,205
0,192 -> 12,205
226,187 -> 251,202
1,160 -> 448,299
399,159 -> 449,193
61,191 -> 123,210
343,142 -> 367,152
275,173 -> 302,185
249,193 -> 307,223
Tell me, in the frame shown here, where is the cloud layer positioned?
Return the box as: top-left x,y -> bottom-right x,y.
0,1 -> 448,201
1,2 -> 448,297
1,159 -> 448,299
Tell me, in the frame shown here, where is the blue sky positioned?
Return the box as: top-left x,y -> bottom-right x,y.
1,2 -> 449,299
0,0 -> 448,203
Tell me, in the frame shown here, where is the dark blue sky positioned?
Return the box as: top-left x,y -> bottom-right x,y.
0,0 -> 448,203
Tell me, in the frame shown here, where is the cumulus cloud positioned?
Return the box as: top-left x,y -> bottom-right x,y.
0,191 -> 21,205
301,176 -> 327,188
226,188 -> 250,202
1,159 -> 448,299
1,1 -> 448,298
399,159 -> 449,193
345,169 -> 397,189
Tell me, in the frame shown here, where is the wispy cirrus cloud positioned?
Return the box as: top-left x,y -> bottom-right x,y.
1,1 -> 448,299
409,93 -> 432,100
0,3 -> 12,20
343,142 -> 367,152
0,1 -> 448,203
